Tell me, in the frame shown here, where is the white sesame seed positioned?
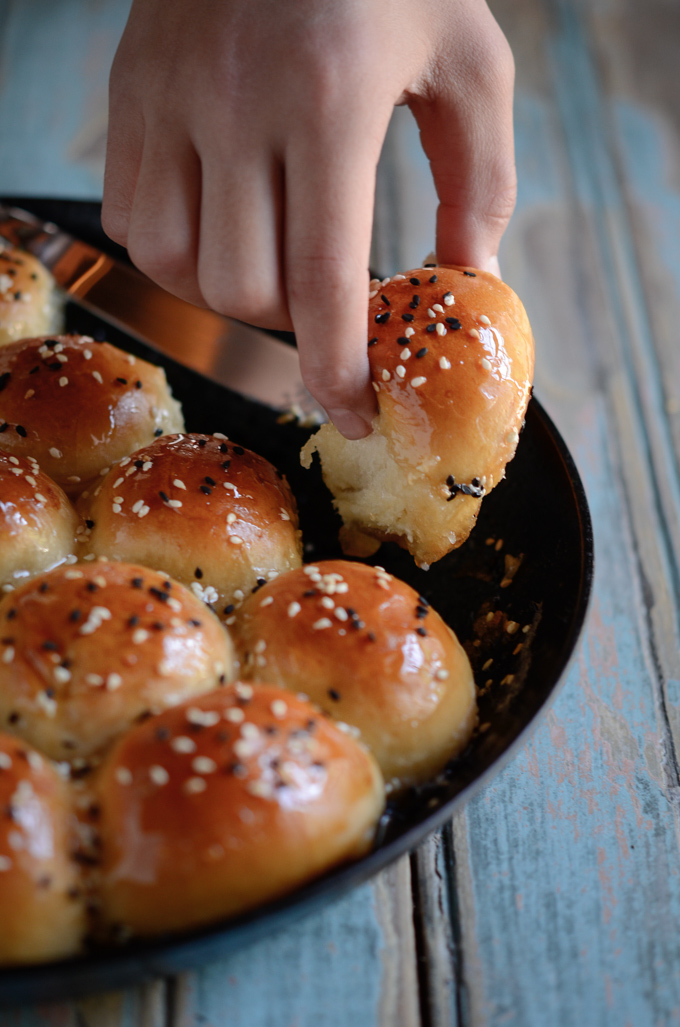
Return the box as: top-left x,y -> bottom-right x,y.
65,569 -> 83,579
335,582 -> 349,594
443,293 -> 454,305
427,308 -> 436,318
400,349 -> 411,361
168,499 -> 182,508
184,776 -> 207,794
334,607 -> 348,621
381,369 -> 391,382
241,722 -> 259,740
192,756 -> 217,774
0,752 -> 11,769
233,739 -> 255,760
392,274 -> 406,280
271,699 -> 287,718
138,505 -> 150,518
235,683 -> 253,700
411,377 -> 427,388
132,628 -> 149,644
2,647 -> 14,664
481,358 -> 492,371
506,621 -> 520,635
433,303 -> 445,313
468,329 -> 479,339
229,535 -> 244,546
259,596 -> 274,609
142,461 -> 152,472
226,513 -> 236,524
312,617 -> 333,630
150,765 -> 170,786
24,389 -> 35,399
320,596 -> 335,610
106,673 -> 123,691
167,597 -> 182,612
435,668 -> 449,681
439,357 -> 451,370
404,326 -> 415,337
112,496 -> 124,504
92,371 -> 103,384
131,500 -> 143,513
225,707 -> 245,723
436,323 -> 447,336
34,492 -> 47,503
247,780 -> 274,799
507,429 -> 519,444
480,314 -> 491,325
0,855 -> 12,872
85,673 -> 103,686
53,666 -> 71,684
372,382 -> 380,392
115,767 -> 133,786
396,365 -> 406,378
59,376 -> 68,387
83,349 -> 92,360
368,290 -> 378,299
171,736 -> 196,754
280,508 -> 291,521
49,448 -> 62,460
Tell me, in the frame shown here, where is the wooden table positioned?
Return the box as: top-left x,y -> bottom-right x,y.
1,0 -> 680,1022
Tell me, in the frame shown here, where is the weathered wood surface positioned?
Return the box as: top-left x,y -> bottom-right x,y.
1,0 -> 680,1023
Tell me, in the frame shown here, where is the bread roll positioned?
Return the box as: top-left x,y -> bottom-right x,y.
0,334 -> 184,497
301,267 -> 534,567
232,560 -> 477,789
0,244 -> 63,347
0,561 -> 234,761
0,733 -> 85,963
0,448 -> 79,589
81,433 -> 302,615
95,685 -> 384,937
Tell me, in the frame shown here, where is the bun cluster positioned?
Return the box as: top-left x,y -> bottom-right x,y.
302,266 -> 534,567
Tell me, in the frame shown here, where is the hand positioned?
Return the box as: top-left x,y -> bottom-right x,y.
103,0 -> 516,439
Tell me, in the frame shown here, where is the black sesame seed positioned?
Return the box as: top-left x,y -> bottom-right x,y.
463,271 -> 476,277
424,263 -> 437,268
6,609 -> 16,620
429,275 -> 438,283
350,618 -> 365,630
195,567 -> 203,579
416,627 -> 427,637
233,446 -> 244,456
45,340 -> 58,348
397,337 -> 410,345
401,313 -> 414,323
159,491 -> 170,503
223,605 -> 235,615
303,589 -> 317,598
219,443 -> 228,453
367,631 -> 377,642
60,659 -> 71,669
0,637 -> 14,645
410,296 -> 421,309
15,425 -> 27,437
30,273 -> 38,281
42,640 -> 58,651
85,582 -> 98,592
445,318 -> 462,329
131,577 -> 143,588
85,519 -> 95,529
328,688 -> 341,702
163,581 -> 171,590
416,348 -> 428,358
8,712 -> 19,724
380,294 -> 390,305
418,596 -> 429,607
197,438 -> 207,447
134,460 -> 144,469
471,477 -> 480,487
128,615 -> 140,627
44,687 -> 55,698
368,337 -> 378,347
153,428 -> 163,437
409,277 -> 421,286
149,587 -> 168,602
135,380 -> 142,389
446,475 -> 455,486
38,581 -> 49,593
200,485 -> 212,495
375,312 -> 391,324
204,476 -> 216,487
29,365 -> 40,375
69,609 -> 82,622
152,622 -> 165,631
155,726 -> 170,741
0,423 -> 7,433
189,618 -> 202,627
116,377 -> 128,385
48,361 -> 61,371
416,606 -> 428,619
221,460 -> 231,470
426,324 -> 436,333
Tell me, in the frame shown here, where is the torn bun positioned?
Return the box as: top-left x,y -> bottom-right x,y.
0,561 -> 234,762
95,685 -> 384,937
0,334 -> 184,497
301,267 -> 534,567
232,560 -> 477,789
80,433 -> 302,615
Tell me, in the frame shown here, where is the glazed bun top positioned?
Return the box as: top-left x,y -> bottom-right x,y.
0,245 -> 63,347
96,684 -> 384,935
232,560 -> 477,788
81,433 -> 302,613
302,266 -> 535,566
0,334 -> 184,495
0,448 -> 79,588
0,732 -> 85,964
0,560 -> 234,761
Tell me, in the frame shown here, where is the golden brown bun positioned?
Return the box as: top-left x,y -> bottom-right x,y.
301,267 -> 535,567
0,334 -> 184,496
232,560 -> 477,789
0,448 -> 79,588
0,733 -> 85,963
0,561 -> 234,761
95,685 -> 384,937
80,434 -> 303,615
0,246 -> 63,346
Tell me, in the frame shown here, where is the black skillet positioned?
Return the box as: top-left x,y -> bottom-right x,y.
0,200 -> 594,1007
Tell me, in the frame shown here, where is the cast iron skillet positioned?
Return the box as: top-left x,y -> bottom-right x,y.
0,200 -> 594,1007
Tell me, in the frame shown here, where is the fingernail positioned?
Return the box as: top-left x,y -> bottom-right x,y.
326,409 -> 372,440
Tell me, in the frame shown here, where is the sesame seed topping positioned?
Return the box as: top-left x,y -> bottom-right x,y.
173,478 -> 186,490
24,389 -> 34,399
435,668 -> 449,681
271,699 -> 287,718
225,707 -> 245,723
53,666 -> 71,684
312,618 -> 333,630
106,673 -> 123,691
171,736 -> 196,754
400,348 -> 411,360
396,365 -> 406,378
433,303 -> 445,314
247,780 -> 274,799
49,447 -> 62,459
372,382 -> 380,392
132,628 -> 149,644
435,323 -> 447,336
479,314 -> 491,325
439,357 -> 451,370
192,756 -> 217,774
468,329 -> 480,339
0,752 -> 11,769
416,347 -> 428,358
404,326 -> 415,337
149,765 -> 169,786
59,376 -> 68,387
92,371 -> 103,384
2,646 -> 15,664
381,369 -> 391,382
229,535 -> 244,546
184,776 -> 207,794
481,358 -> 492,371
288,602 -> 301,618
411,377 -> 427,388
115,767 -> 133,785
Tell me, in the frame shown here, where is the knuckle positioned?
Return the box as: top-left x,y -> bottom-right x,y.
126,230 -> 194,287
